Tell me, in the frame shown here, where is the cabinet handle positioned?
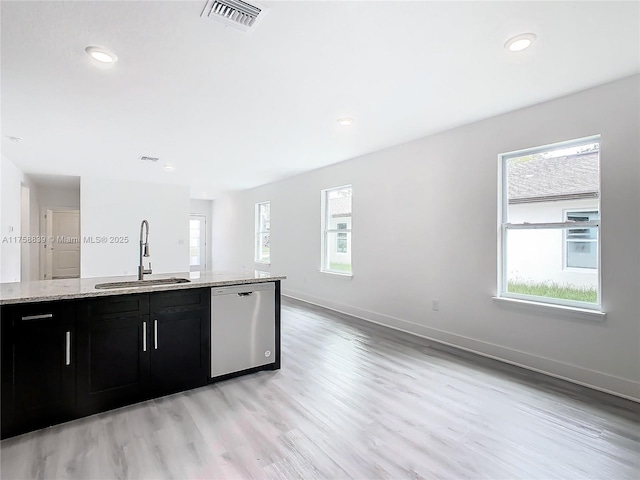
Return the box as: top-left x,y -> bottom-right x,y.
143,321 -> 147,352
237,292 -> 253,297
22,313 -> 53,321
65,331 -> 71,366
154,319 -> 158,350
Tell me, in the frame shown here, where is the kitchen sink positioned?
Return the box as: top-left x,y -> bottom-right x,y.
94,277 -> 191,289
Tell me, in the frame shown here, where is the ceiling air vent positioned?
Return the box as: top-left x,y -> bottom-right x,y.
200,0 -> 269,33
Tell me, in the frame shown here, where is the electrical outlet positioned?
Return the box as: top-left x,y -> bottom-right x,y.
432,300 -> 439,311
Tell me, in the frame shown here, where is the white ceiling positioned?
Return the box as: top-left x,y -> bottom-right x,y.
2,1 -> 638,198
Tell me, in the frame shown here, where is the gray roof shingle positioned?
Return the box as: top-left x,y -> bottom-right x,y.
508,152 -> 599,203
329,196 -> 352,216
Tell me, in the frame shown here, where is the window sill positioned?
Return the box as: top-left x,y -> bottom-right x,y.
320,270 -> 353,278
492,296 -> 606,322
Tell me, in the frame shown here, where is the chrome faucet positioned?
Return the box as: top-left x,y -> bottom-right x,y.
138,219 -> 152,280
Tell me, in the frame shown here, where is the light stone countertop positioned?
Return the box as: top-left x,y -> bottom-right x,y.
0,271 -> 286,305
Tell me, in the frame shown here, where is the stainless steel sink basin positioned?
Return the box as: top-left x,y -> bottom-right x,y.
94,277 -> 191,289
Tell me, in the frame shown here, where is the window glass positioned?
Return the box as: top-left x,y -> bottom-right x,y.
255,202 -> 270,263
500,138 -> 600,308
322,186 -> 352,274
190,215 -> 206,271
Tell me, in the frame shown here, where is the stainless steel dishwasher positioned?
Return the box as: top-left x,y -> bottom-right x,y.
211,282 -> 276,378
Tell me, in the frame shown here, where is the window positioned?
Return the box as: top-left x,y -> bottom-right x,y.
189,215 -> 206,272
321,185 -> 352,274
566,211 -> 599,269
499,136 -> 600,309
255,201 -> 270,263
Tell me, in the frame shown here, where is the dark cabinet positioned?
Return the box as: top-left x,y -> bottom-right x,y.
149,289 -> 209,394
76,289 -> 209,415
1,301 -> 76,438
76,294 -> 150,416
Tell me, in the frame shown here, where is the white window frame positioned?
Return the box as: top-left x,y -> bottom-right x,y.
498,136 -> 601,310
189,214 -> 207,272
255,201 -> 270,264
321,185 -> 352,275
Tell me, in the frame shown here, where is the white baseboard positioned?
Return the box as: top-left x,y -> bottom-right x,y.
282,289 -> 640,403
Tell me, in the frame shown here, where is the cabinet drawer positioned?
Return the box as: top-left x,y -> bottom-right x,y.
79,294 -> 149,320
150,288 -> 209,312
2,301 -> 75,328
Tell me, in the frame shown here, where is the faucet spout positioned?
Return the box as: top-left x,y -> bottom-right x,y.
138,220 -> 152,280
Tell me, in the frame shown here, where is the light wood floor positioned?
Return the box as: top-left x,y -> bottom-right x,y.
2,297 -> 639,480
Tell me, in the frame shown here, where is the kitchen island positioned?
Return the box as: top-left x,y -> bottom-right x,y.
0,271 -> 285,439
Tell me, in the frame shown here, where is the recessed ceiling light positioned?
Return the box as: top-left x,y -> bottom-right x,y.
6,136 -> 23,143
85,46 -> 118,63
504,33 -> 537,52
337,117 -> 354,126
163,164 -> 175,171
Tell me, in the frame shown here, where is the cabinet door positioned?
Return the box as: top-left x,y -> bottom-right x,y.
76,296 -> 150,415
1,303 -> 76,439
149,307 -> 209,394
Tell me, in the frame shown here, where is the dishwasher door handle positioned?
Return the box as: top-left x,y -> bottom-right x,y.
237,292 -> 253,297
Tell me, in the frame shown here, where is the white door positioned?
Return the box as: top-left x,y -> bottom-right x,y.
51,210 -> 80,278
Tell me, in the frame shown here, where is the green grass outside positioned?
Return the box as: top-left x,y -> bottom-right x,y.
256,246 -> 270,262
508,281 -> 597,303
329,262 -> 352,273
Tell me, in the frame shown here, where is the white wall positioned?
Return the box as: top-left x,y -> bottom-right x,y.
212,75 -> 640,400
38,185 -> 80,209
190,199 -> 213,271
20,185 -> 30,281
28,180 -> 41,281
81,178 -> 190,277
0,156 -> 24,282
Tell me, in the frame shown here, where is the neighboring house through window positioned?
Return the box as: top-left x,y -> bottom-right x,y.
499,136 -> 600,309
566,210 -> 599,269
336,223 -> 348,253
321,185 -> 352,274
255,201 -> 270,264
